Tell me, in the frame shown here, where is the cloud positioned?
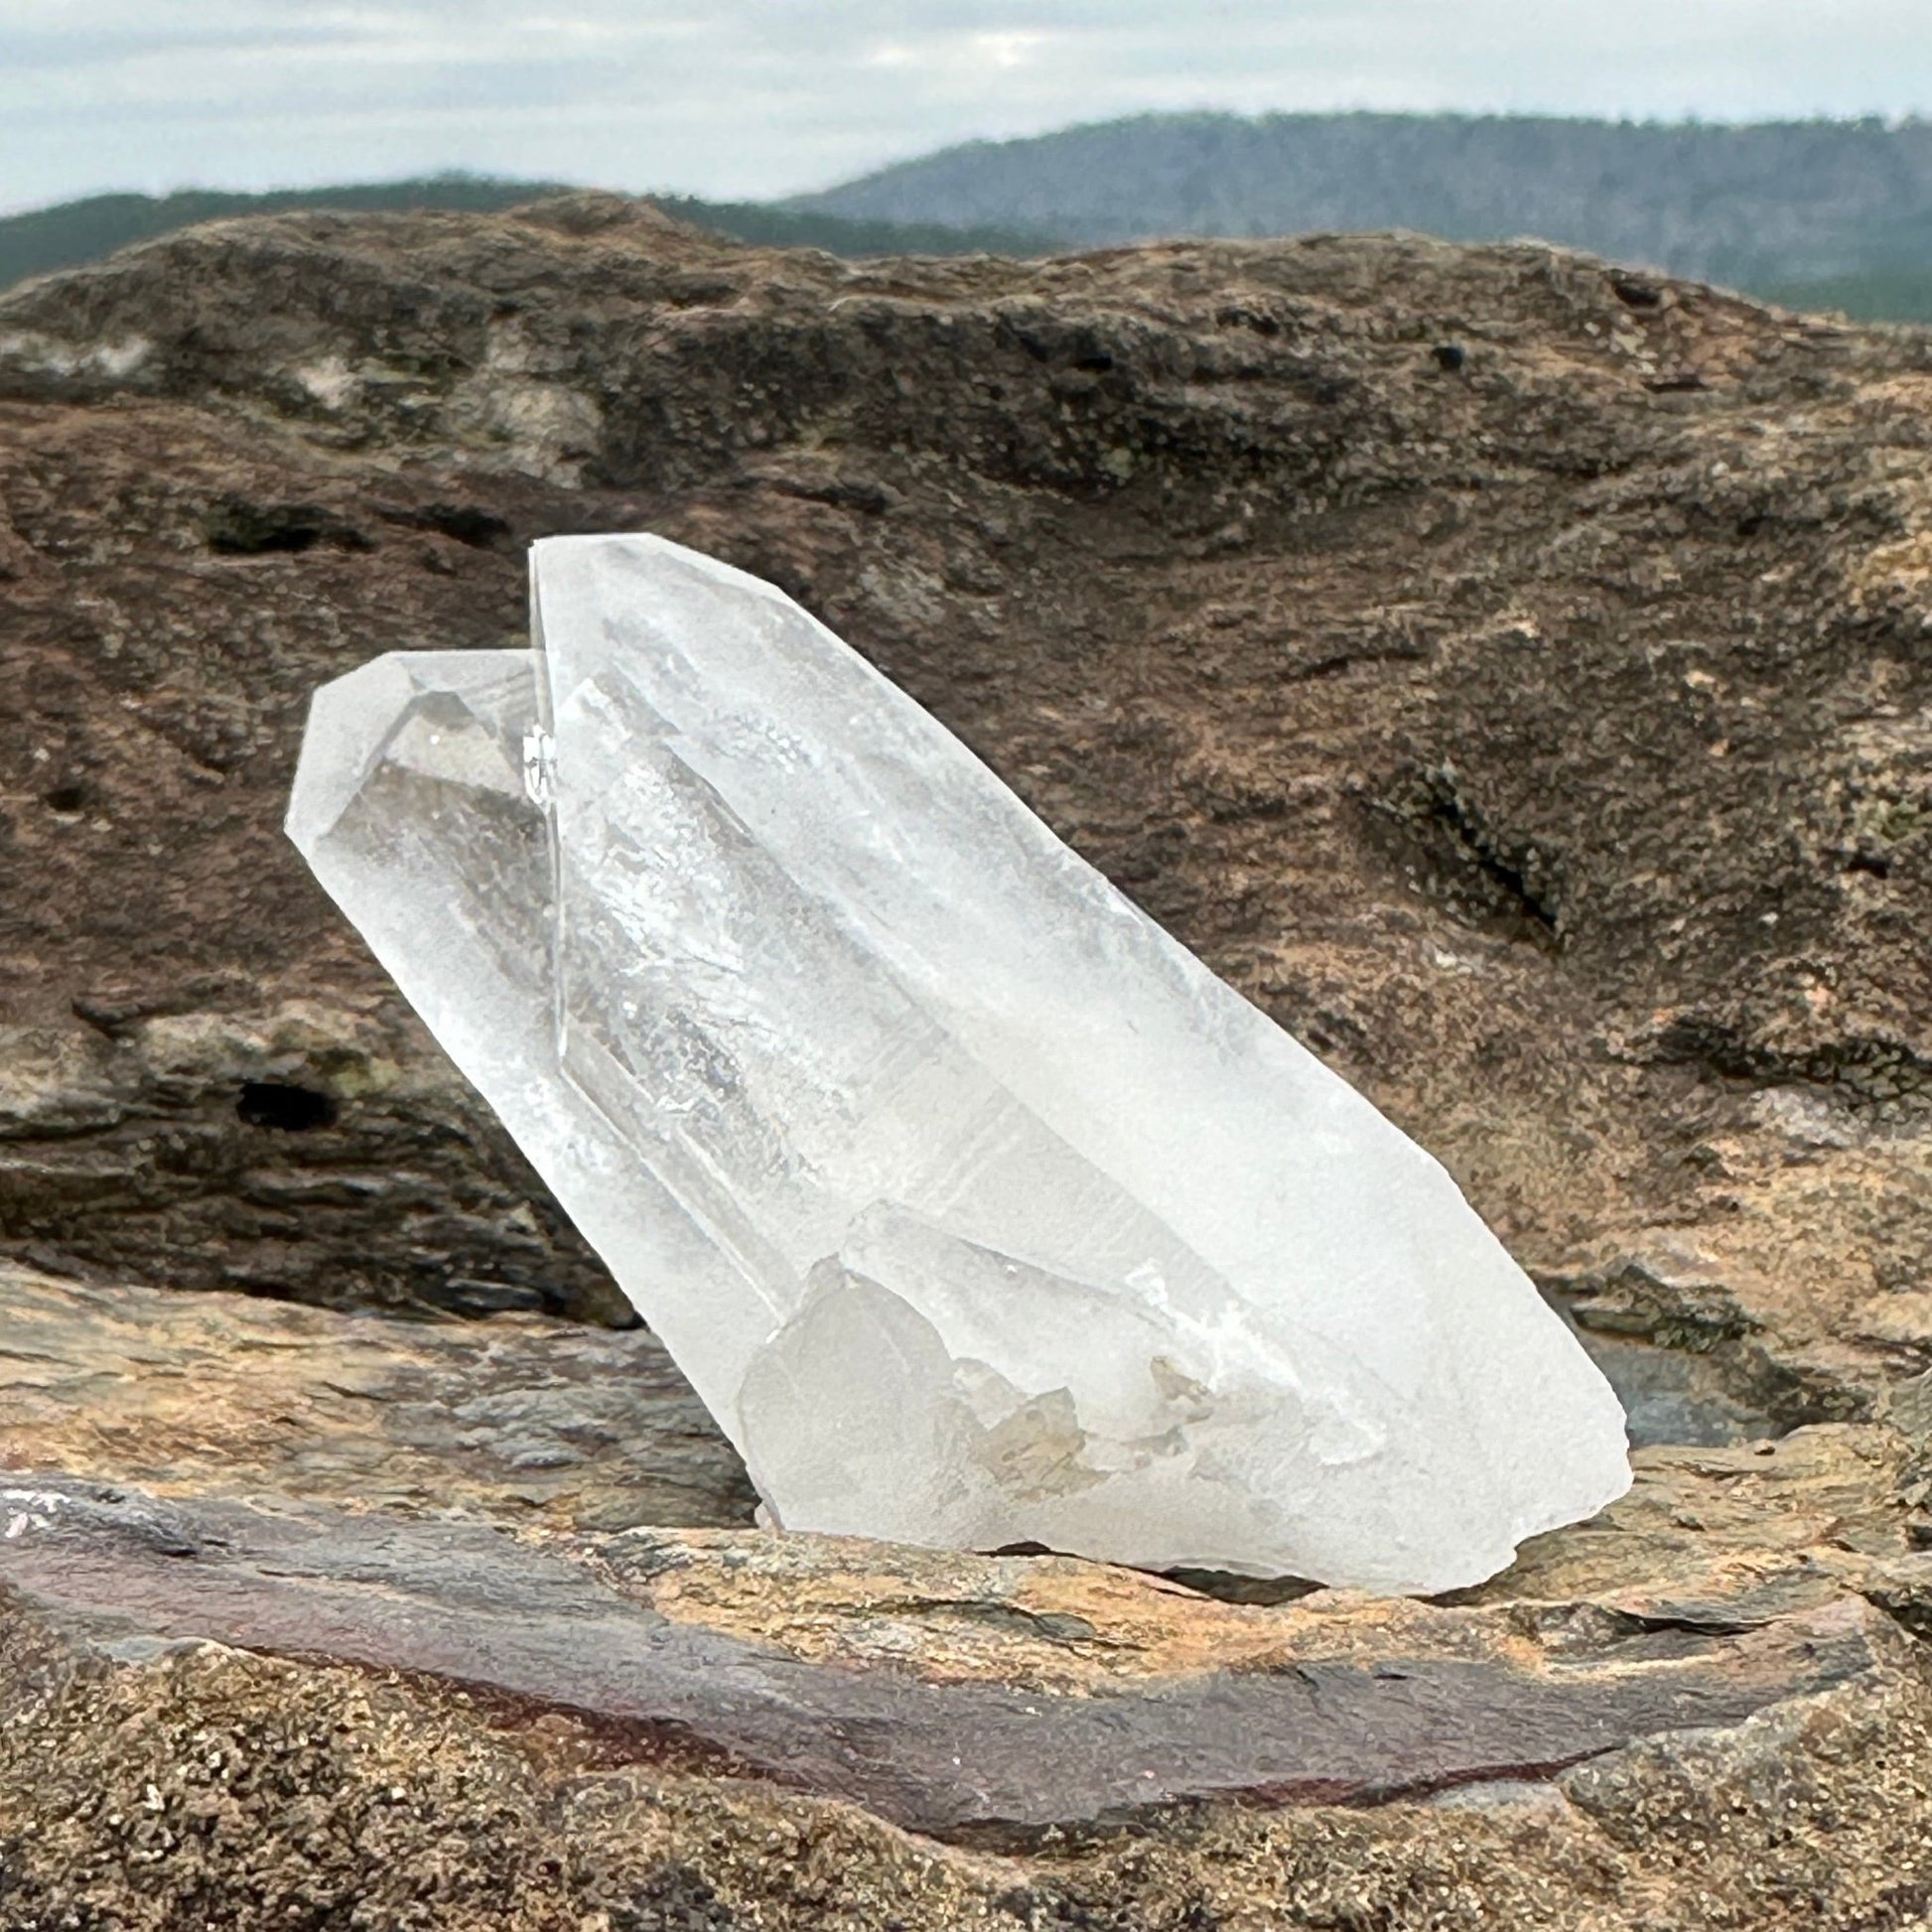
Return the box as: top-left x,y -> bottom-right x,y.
1,0 -> 1927,211
972,30 -> 1050,69
866,27 -> 1050,72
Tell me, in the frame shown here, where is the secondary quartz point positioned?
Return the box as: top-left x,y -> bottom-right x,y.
287,533 -> 1630,1592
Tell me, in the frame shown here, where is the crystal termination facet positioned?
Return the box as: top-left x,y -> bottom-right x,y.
287,534 -> 1629,1592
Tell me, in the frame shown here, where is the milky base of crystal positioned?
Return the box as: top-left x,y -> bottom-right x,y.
287,533 -> 1629,1593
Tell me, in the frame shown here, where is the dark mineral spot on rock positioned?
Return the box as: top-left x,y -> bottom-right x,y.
236,1080 -> 339,1132
41,781 -> 86,814
1432,343 -> 1467,371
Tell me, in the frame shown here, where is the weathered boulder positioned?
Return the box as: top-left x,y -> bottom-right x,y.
7,1262 -> 1932,1924
0,203 -> 1927,1405
5,200 -> 1932,1923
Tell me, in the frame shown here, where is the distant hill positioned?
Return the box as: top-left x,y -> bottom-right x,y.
13,126 -> 1932,325
791,112 -> 1932,321
0,179 -> 562,290
1750,267 -> 1932,324
0,177 -> 1052,295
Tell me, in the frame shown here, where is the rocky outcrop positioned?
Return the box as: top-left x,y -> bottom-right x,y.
1,199 -> 1928,1404
9,1261 -> 1932,1924
12,1473 -> 1884,1840
0,1083 -> 1927,1920
4,198 -> 1932,1922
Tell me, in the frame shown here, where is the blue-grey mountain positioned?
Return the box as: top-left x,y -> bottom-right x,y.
792,111 -> 1932,311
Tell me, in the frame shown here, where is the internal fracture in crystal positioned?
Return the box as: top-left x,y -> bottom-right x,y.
287,534 -> 1630,1592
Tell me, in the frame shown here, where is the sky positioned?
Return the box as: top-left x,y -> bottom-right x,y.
4,0 -> 1930,214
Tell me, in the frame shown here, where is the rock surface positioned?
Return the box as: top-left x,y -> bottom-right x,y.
0,1263 -> 756,1531
4,198 -> 1932,1922
6,1473 -> 1881,1839
0,199 -> 1927,1411
8,1262 -> 1932,1923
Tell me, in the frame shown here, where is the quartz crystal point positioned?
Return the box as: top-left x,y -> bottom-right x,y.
287,534 -> 1629,1592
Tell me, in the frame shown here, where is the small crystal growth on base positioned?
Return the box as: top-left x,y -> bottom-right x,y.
288,534 -> 1629,1592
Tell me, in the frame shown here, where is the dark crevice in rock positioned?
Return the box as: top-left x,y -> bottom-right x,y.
1422,769 -> 1563,937
1609,274 -> 1665,309
1861,1577 -> 1932,1644
1567,1322 -> 1793,1448
1639,1015 -> 1932,1116
1588,1603 -> 1784,1640
377,500 -> 513,549
1163,1570 -> 1323,1607
235,1081 -> 339,1132
990,1545 -> 1318,1607
70,976 -> 254,1037
203,499 -> 373,556
1362,766 -> 1567,947
1543,1261 -> 1873,1447
759,473 -> 897,514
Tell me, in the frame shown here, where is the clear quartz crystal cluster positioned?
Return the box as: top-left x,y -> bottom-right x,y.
288,534 -> 1629,1592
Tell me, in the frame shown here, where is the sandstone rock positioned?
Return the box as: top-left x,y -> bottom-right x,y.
11,1252 -> 1932,1916
0,1475 -> 1898,1840
0,203 -> 1925,1407
0,1262 -> 756,1531
7,1261 -> 1932,1923
5,202 -> 1932,1923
